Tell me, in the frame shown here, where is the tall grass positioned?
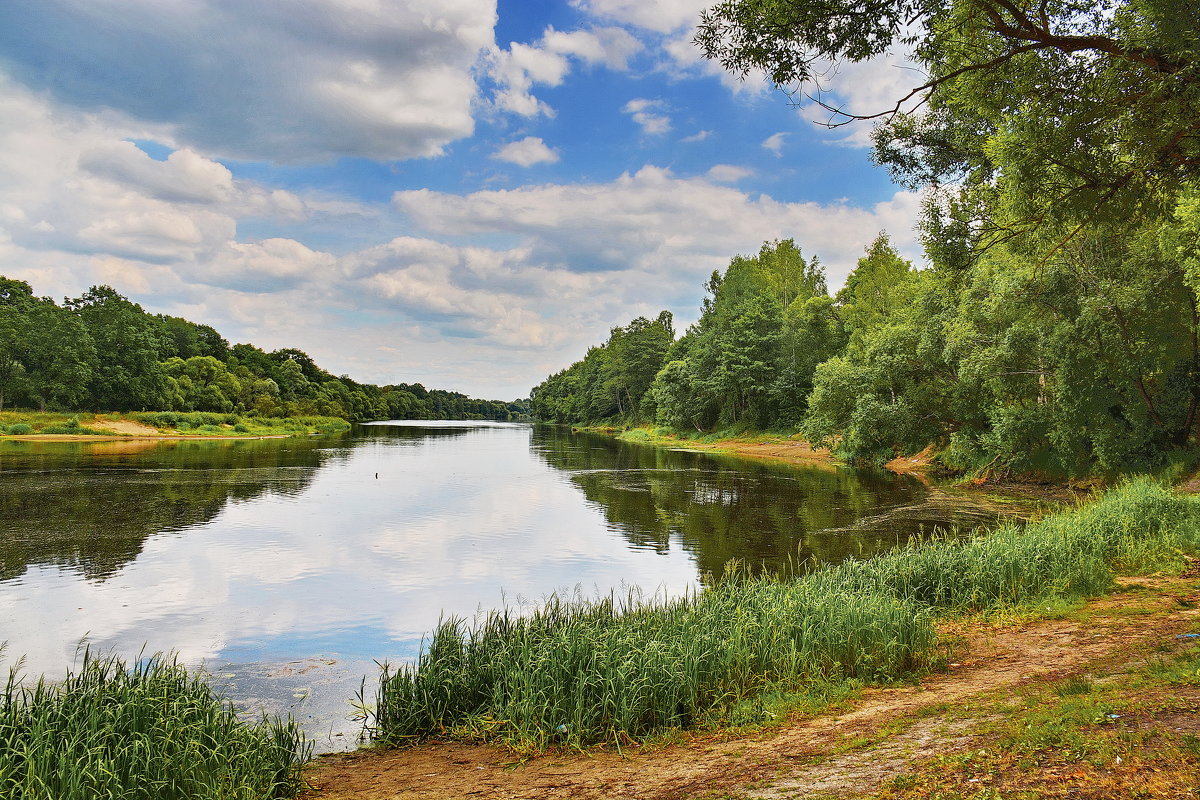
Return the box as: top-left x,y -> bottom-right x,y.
370,478 -> 1200,749
373,579 -> 933,749
0,650 -> 310,800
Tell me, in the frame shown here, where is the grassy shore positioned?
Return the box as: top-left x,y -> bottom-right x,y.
366,478 -> 1200,752
0,650 -> 310,800
0,410 -> 350,438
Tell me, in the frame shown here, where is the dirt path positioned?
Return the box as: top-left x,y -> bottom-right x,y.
303,577 -> 1200,800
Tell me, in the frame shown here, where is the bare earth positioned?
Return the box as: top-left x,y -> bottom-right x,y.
88,418 -> 161,436
302,575 -> 1200,800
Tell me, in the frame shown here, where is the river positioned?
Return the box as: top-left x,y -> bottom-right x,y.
0,421 -> 1005,750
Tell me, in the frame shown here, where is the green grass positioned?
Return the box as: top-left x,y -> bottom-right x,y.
0,650 -> 310,799
372,576 -> 934,750
369,478 -> 1200,751
130,411 -> 350,436
0,409 -> 350,437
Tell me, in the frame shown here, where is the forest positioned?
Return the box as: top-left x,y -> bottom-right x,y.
532,0 -> 1200,478
0,278 -> 527,423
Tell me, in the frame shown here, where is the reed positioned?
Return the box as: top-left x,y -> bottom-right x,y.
0,650 -> 310,800
370,477 -> 1200,750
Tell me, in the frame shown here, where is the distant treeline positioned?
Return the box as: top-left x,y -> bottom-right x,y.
0,278 -> 528,422
531,223 -> 1200,477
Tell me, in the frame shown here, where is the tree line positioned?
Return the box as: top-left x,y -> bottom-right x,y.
0,278 -> 527,423
533,213 -> 1200,478
533,0 -> 1200,477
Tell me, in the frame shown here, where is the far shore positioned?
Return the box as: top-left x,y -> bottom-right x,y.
0,433 -> 295,442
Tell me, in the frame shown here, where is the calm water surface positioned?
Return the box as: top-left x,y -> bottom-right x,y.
0,421 -> 1003,750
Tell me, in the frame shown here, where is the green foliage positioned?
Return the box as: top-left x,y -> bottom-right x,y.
372,577 -> 934,749
698,0 -> 1200,230
680,0 -> 1200,475
0,277 -> 523,424
0,650 -> 309,799
531,311 -> 675,424
6,423 -> 31,435
371,479 -> 1197,750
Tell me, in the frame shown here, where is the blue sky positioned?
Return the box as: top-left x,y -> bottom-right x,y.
0,0 -> 919,400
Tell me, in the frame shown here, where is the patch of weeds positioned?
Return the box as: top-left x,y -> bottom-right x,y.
1052,675 -> 1094,697
1146,644 -> 1200,685
1033,596 -> 1085,620
718,679 -> 862,731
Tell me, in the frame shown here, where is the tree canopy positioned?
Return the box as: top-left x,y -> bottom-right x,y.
698,0 -> 1200,237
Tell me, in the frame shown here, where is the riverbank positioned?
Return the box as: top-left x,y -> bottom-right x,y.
0,410 -> 350,439
589,424 -> 1085,517
305,570 -> 1200,799
303,480 -> 1200,798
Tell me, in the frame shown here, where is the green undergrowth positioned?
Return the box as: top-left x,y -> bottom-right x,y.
0,409 -> 349,437
130,411 -> 349,436
368,478 -> 1200,752
612,424 -> 801,447
0,650 -> 310,800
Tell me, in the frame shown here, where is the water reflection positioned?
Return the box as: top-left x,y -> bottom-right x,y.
0,437 -> 344,582
532,427 -> 998,577
0,422 -> 1007,751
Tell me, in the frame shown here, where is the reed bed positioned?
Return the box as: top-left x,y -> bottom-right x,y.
371,478 -> 1200,750
0,650 -> 310,800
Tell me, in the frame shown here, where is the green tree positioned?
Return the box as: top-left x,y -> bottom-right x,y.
67,286 -> 169,410
698,0 -> 1200,231
24,302 -> 96,411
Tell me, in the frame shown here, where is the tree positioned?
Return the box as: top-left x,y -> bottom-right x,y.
698,0 -> 1200,235
24,302 -> 95,411
66,286 -> 171,410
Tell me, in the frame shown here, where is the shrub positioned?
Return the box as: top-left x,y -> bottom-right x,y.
0,650 -> 310,799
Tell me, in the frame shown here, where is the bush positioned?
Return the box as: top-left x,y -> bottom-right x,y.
0,650 -> 310,799
5,424 -> 28,435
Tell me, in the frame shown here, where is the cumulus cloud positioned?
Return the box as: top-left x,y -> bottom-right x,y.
489,25 -> 642,117
492,137 -> 560,167
0,80 -> 358,272
570,0 -> 712,34
622,98 -> 671,135
681,130 -> 713,143
393,165 -> 922,288
0,0 -> 496,163
541,26 -> 642,70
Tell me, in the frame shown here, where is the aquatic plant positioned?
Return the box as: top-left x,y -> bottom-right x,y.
0,650 -> 310,800
370,478 -> 1200,749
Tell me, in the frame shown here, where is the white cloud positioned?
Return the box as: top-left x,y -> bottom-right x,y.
489,41 -> 572,117
570,0 -> 712,33
393,165 -> 922,289
762,132 -> 788,155
489,25 -> 642,118
0,0 -> 496,163
493,137 -> 560,167
623,98 -> 671,135
0,61 -> 924,401
800,50 -> 922,146
706,164 -> 752,183
681,130 -> 712,143
541,26 -> 642,70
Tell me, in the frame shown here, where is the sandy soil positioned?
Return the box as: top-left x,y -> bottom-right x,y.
89,418 -> 162,436
302,576 -> 1200,800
